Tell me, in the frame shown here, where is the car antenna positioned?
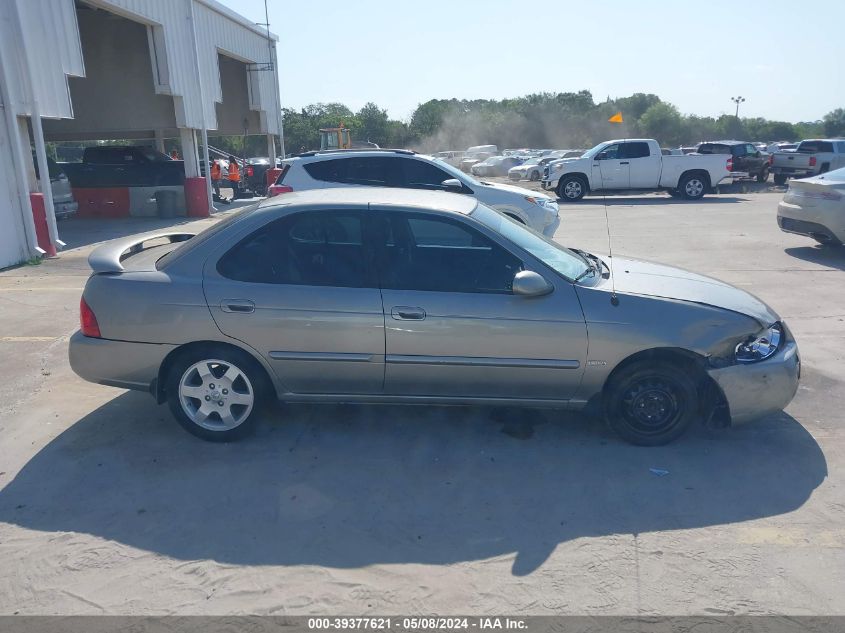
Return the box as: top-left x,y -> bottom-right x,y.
603,192 -> 619,306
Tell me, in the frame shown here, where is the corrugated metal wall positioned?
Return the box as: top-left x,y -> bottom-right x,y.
0,0 -> 85,120
1,0 -> 281,134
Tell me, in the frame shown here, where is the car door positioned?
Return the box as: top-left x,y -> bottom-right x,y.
203,208 -> 385,395
373,208 -> 587,400
594,143 -> 629,189
399,156 -> 469,192
624,141 -> 661,188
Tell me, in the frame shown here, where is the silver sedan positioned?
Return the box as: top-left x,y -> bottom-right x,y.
69,188 -> 799,445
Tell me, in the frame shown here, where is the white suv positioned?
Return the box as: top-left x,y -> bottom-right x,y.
269,150 -> 560,235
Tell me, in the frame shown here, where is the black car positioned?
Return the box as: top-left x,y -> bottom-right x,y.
696,141 -> 771,182
243,157 -> 283,197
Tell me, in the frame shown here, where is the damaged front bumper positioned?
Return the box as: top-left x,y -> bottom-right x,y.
707,338 -> 800,424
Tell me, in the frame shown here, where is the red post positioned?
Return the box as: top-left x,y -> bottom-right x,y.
29,193 -> 57,257
266,167 -> 283,187
184,177 -> 209,217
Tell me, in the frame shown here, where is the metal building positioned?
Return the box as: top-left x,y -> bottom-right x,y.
0,0 -> 282,268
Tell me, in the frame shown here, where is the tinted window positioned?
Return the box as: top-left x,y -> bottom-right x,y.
401,158 -> 452,190
746,144 -> 758,155
696,144 -> 730,155
621,142 -> 651,158
217,211 -> 370,288
596,144 -> 622,160
303,159 -> 348,183
377,213 -> 522,293
797,141 -> 834,153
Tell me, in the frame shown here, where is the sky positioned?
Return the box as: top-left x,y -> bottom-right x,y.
220,0 -> 844,123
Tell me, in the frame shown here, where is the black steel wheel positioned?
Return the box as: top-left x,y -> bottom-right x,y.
604,361 -> 698,446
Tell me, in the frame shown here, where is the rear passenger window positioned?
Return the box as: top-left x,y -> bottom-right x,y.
378,213 -> 522,294
621,142 -> 650,159
217,212 -> 371,288
303,159 -> 347,183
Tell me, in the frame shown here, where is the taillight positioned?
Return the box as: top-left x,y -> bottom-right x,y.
809,156 -> 817,167
726,157 -> 733,172
246,166 -> 254,177
80,297 -> 101,338
268,184 -> 294,197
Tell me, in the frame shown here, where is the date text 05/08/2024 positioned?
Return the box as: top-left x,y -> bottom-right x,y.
307,617 -> 528,630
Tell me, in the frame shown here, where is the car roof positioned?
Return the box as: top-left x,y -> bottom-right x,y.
698,140 -> 749,146
256,187 -> 478,216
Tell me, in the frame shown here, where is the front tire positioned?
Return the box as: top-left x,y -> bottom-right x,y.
756,166 -> 769,183
165,346 -> 270,442
604,361 -> 699,446
679,173 -> 707,200
530,170 -> 540,181
557,175 -> 587,201
774,174 -> 787,186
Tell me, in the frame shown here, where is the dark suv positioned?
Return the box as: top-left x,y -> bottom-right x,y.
696,141 -> 771,182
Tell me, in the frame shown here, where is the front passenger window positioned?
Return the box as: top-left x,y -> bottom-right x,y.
378,213 -> 523,294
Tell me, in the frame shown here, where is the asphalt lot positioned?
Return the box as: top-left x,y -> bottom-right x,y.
0,187 -> 843,615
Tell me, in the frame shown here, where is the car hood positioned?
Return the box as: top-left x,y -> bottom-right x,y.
480,180 -> 554,201
608,256 -> 778,325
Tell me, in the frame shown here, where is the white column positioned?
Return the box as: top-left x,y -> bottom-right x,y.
179,127 -> 200,177
267,134 -> 277,164
154,129 -> 166,154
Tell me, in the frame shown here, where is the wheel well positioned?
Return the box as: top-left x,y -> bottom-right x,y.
602,347 -> 729,427
680,169 -> 711,189
154,340 -> 278,404
558,172 -> 590,191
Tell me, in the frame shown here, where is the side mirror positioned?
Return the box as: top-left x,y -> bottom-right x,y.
512,270 -> 553,297
441,178 -> 463,192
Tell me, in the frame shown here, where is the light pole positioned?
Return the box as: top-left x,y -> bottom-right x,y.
731,96 -> 746,118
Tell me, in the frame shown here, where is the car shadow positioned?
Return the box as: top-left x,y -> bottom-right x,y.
785,245 -> 845,271
0,393 -> 826,577
557,196 -> 749,206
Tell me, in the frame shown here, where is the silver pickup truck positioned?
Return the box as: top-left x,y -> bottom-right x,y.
771,139 -> 845,185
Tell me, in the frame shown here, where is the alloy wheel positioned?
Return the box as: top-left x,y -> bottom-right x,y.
178,359 -> 254,431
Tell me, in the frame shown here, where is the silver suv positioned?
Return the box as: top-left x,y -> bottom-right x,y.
270,149 -> 560,235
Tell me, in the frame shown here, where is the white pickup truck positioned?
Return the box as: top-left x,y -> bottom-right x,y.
541,138 -> 733,201
770,139 -> 845,185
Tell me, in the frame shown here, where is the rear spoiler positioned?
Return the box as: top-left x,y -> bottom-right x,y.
88,231 -> 195,273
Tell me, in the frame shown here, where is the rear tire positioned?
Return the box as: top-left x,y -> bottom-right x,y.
774,174 -> 788,186
679,173 -> 707,200
165,345 -> 271,442
557,175 -> 587,202
604,361 -> 699,446
530,170 -> 540,181
756,166 -> 769,183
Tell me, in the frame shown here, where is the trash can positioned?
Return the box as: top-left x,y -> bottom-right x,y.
155,190 -> 179,218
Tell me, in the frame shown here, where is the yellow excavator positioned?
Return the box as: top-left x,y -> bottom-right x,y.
319,124 -> 352,150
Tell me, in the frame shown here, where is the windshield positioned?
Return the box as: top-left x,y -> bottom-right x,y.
523,157 -> 541,165
433,158 -> 482,186
472,204 -> 591,281
582,142 -> 611,159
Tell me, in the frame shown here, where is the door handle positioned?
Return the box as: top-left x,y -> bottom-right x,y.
619,161 -> 630,165
391,306 -> 426,321
221,300 -> 255,314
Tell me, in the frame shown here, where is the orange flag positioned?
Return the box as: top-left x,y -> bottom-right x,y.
608,112 -> 624,124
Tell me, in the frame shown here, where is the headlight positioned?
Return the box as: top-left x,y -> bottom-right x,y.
735,323 -> 782,363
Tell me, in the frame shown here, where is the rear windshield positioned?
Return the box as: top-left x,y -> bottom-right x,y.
797,141 -> 834,153
696,144 -> 731,155
155,205 -> 259,270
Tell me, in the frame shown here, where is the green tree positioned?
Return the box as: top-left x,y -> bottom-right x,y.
638,102 -> 683,146
823,108 -> 845,137
356,102 -> 390,146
